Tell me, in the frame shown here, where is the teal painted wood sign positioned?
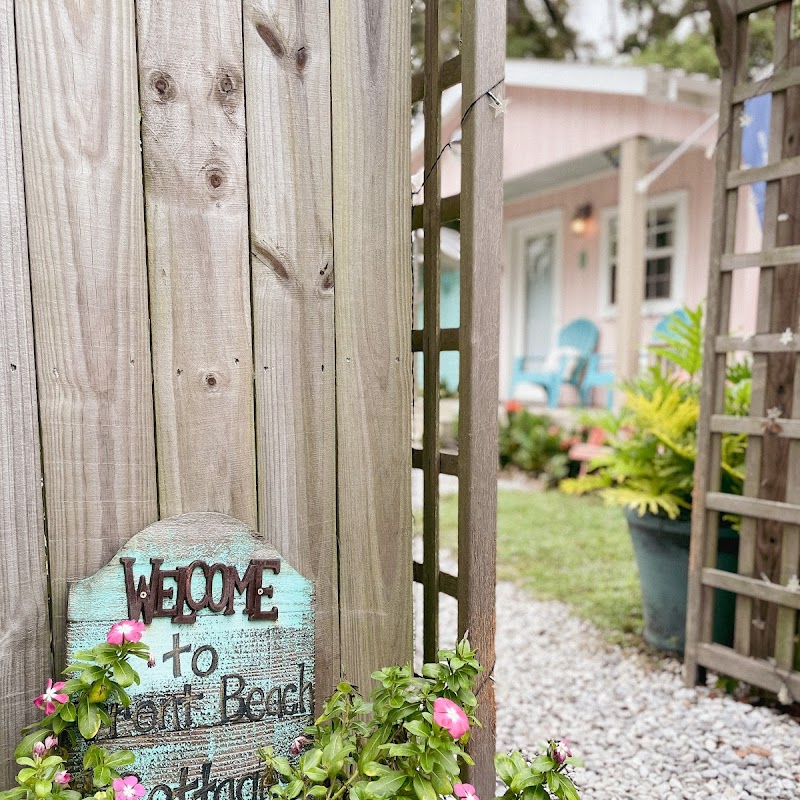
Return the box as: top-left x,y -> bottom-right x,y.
65,513 -> 315,800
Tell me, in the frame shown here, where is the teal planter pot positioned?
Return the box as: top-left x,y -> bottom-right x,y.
624,508 -> 739,653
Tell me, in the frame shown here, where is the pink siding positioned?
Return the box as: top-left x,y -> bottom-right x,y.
417,86 -> 719,197
500,148 -> 760,397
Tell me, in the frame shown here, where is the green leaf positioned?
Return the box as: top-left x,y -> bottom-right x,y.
285,780 -> 303,799
403,720 -> 429,738
383,744 -> 417,758
83,745 -> 103,769
304,768 -> 327,783
418,750 -> 434,774
59,703 -> 77,723
77,698 -> 101,740
93,766 -> 112,788
269,758 -> 292,779
112,661 -> 138,688
15,731 -> 48,761
307,788 -> 327,798
34,781 -> 51,798
494,753 -> 516,786
104,751 -> 135,768
365,772 -> 407,799
358,733 -> 383,772
360,762 -> 389,778
412,776 -> 436,800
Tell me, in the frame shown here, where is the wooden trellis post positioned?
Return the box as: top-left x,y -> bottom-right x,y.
411,0 -> 505,794
685,0 -> 800,699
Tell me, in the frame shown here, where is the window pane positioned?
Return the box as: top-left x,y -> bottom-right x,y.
645,256 -> 672,299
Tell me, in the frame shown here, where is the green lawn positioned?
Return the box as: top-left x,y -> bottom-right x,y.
438,489 -> 644,646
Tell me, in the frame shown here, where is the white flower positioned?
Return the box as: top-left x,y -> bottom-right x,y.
766,407 -> 782,421
786,574 -> 800,592
779,328 -> 794,346
777,685 -> 791,705
739,112 -> 752,128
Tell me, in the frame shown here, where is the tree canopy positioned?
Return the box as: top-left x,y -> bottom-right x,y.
411,1 -> 784,79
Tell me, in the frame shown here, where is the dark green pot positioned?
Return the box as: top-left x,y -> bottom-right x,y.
624,508 -> 739,653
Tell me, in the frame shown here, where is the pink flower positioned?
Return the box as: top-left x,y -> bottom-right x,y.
147,652 -> 156,669
54,772 -> 71,785
289,736 -> 310,756
34,679 -> 69,715
505,400 -> 523,414
432,697 -> 470,739
453,784 -> 479,800
550,739 -> 572,765
32,742 -> 46,758
107,620 -> 145,645
112,777 -> 145,800
44,735 -> 58,750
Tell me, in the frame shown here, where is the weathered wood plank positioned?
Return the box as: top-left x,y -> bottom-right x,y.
412,327 -> 460,352
716,333 -> 800,352
753,17 -> 799,658
422,0 -> 443,664
736,0 -> 779,14
706,492 -> 800,524
15,0 -> 158,669
0,0 -> 51,783
458,0 -> 504,791
695,642 -> 800,696
720,245 -> 800,270
732,65 -> 800,103
136,0 -> 256,526
702,567 -> 800,609
685,0 -> 740,683
412,193 -> 461,230
726,153 -> 800,187
411,53 -> 462,104
730,13 -> 779,655
412,561 -> 459,598
331,0 -> 413,694
710,414 -> 800,438
243,0 -> 338,704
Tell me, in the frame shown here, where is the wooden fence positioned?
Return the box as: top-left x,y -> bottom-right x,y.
686,0 -> 800,700
1,0 -> 503,789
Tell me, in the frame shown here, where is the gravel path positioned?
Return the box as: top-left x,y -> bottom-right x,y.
413,546 -> 800,800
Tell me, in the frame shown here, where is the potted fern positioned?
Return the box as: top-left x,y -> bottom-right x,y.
560,305 -> 749,652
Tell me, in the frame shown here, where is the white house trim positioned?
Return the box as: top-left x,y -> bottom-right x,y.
598,188 -> 689,320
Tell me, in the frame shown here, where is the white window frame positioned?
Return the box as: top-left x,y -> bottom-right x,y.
598,189 -> 688,320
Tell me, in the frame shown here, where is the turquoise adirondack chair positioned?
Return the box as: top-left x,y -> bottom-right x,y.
510,318 -> 599,408
579,353 -> 615,409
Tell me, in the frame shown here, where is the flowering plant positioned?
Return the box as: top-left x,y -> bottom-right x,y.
1,621 -> 150,800
3,632 -> 581,800
259,639 -> 581,800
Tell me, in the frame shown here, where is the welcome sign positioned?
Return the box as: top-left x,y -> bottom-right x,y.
66,513 -> 314,800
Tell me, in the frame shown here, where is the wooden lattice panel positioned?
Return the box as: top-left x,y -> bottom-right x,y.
410,1 -> 504,794
686,0 -> 800,700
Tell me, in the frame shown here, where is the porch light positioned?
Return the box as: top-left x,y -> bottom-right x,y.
571,203 -> 593,235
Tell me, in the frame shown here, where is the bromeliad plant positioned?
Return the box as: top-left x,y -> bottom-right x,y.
560,304 -> 749,520
2,621 -> 151,800
259,638 -> 581,800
